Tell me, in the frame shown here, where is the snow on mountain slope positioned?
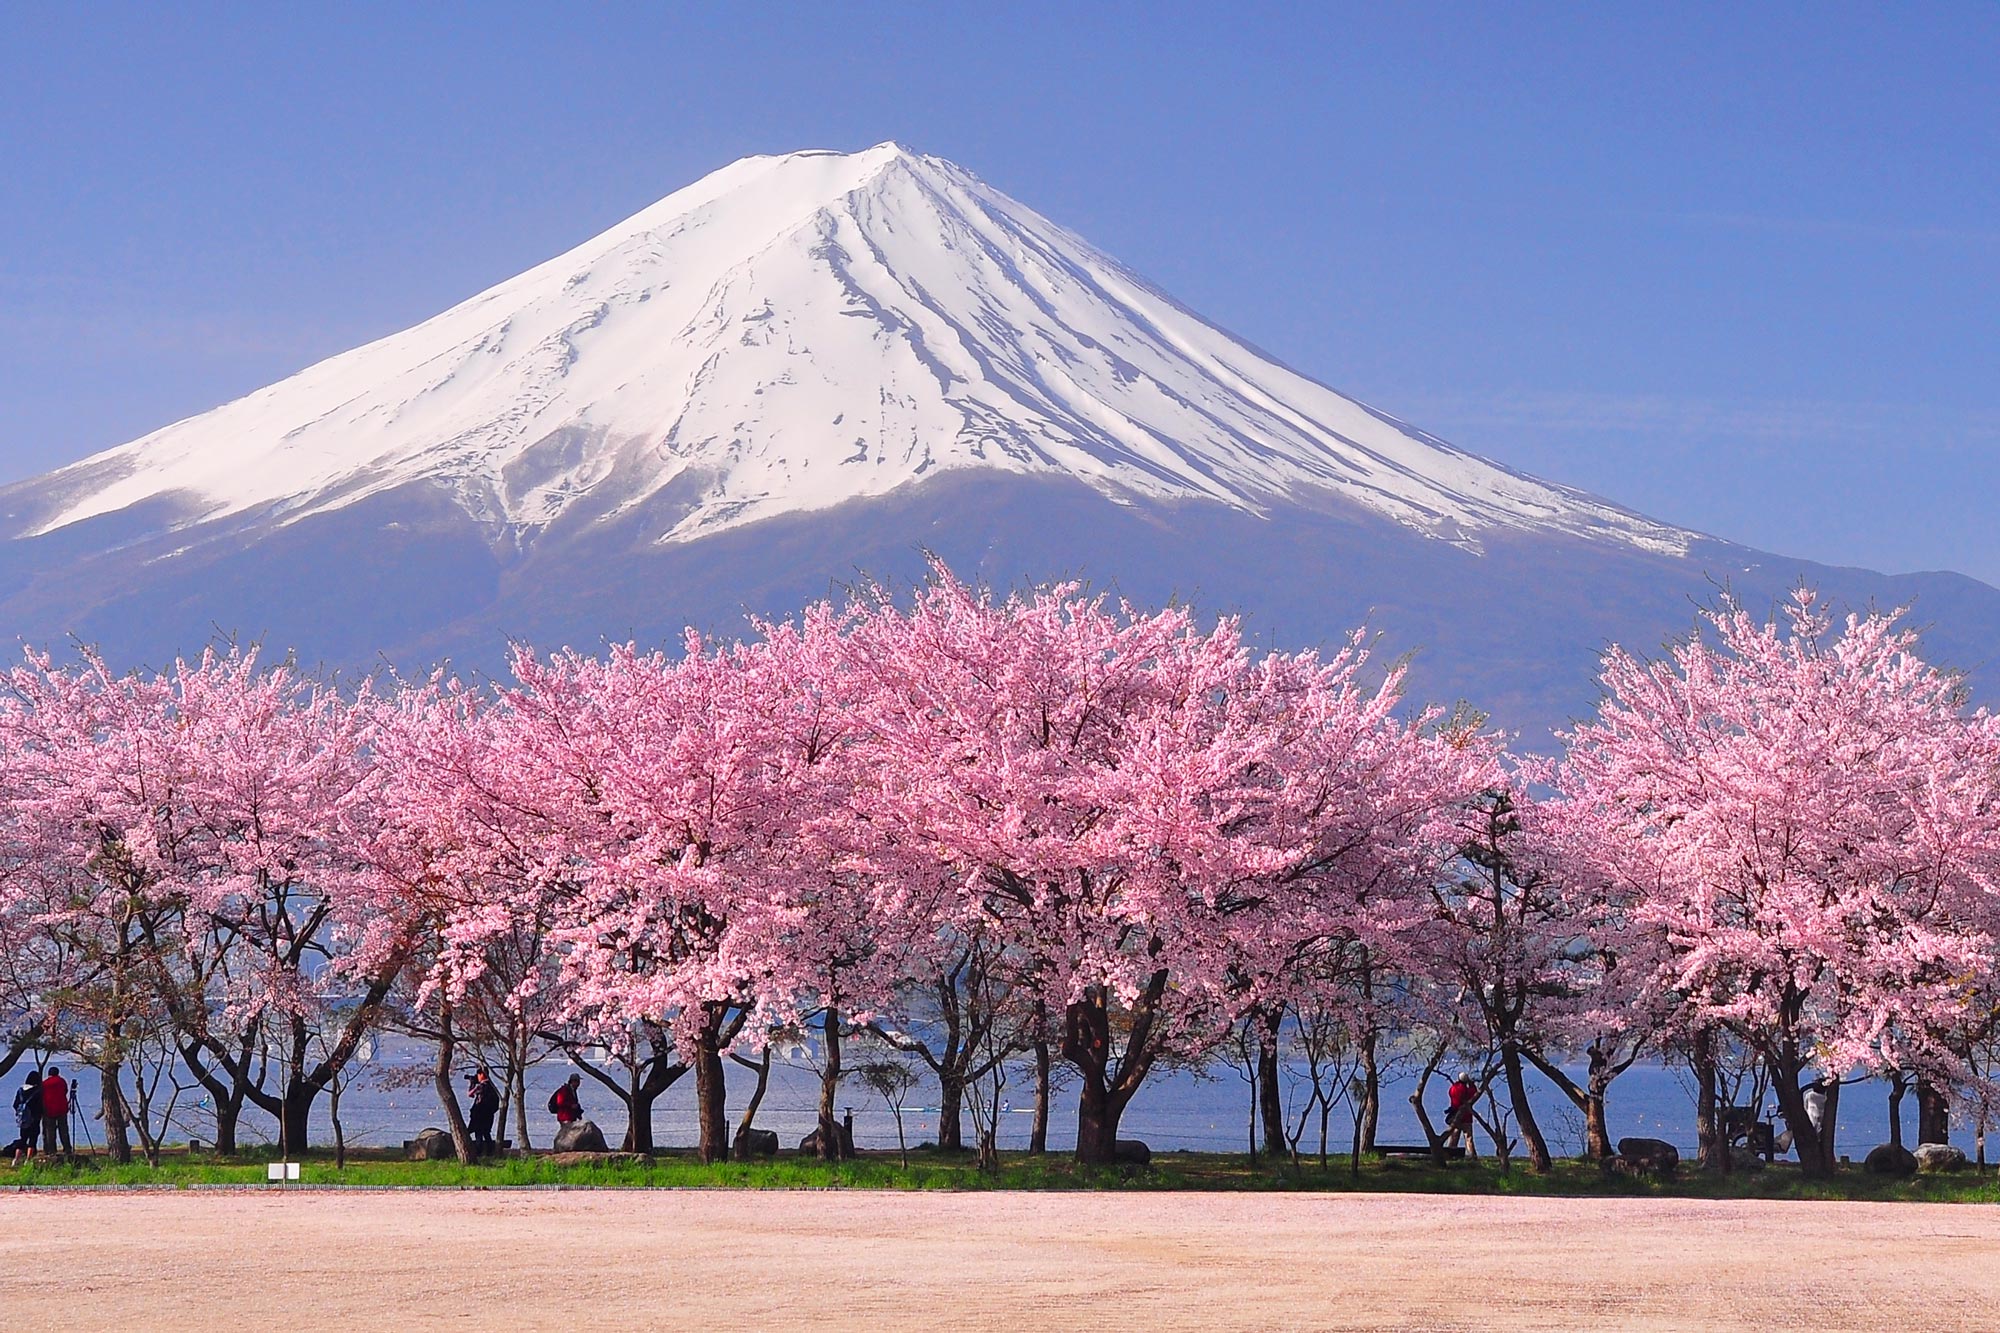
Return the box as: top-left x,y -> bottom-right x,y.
12,143 -> 1692,556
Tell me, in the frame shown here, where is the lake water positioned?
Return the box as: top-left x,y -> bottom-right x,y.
18,1037 -> 1953,1162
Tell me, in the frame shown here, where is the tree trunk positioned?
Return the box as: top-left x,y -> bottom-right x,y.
937,1073 -> 966,1153
1888,1073 -> 1909,1150
431,1006 -> 474,1166
180,1038 -> 251,1156
129,1048 -> 163,1168
507,1020 -> 530,1153
616,1063 -> 642,1153
329,1083 -> 347,1170
1584,1043 -> 1615,1161
1066,988 -> 1117,1165
1029,1037 -> 1050,1156
1523,1043 -> 1617,1162
1764,1051 -> 1830,1178
511,1056 -> 531,1154
1358,1030 -> 1381,1154
1500,1037 -> 1552,1174
278,1083 -> 315,1158
1061,973 -> 1168,1165
1693,1029 -> 1727,1173
1584,1083 -> 1610,1161
628,1060 -> 687,1156
1917,1076 -> 1951,1145
1256,1006 -> 1285,1162
731,1047 -> 773,1154
97,1062 -> 131,1165
211,1097 -> 241,1156
1074,1070 -> 1116,1165
1244,1041 -> 1259,1167
1407,1041 -> 1450,1166
694,1005 -> 730,1164
816,1007 -> 847,1161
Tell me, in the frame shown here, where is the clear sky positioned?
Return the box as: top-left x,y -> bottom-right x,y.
4,4 -> 1995,580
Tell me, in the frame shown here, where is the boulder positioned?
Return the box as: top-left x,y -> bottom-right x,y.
734,1127 -> 779,1158
1864,1143 -> 1918,1177
1914,1142 -> 1969,1174
798,1122 -> 856,1158
1615,1137 -> 1679,1177
405,1127 -> 456,1161
1112,1139 -> 1152,1166
1728,1147 -> 1767,1173
553,1120 -> 609,1154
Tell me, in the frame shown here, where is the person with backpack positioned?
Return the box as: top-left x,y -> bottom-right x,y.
467,1069 -> 500,1158
11,1069 -> 43,1166
1444,1071 -> 1480,1158
548,1072 -> 583,1127
39,1066 -> 70,1158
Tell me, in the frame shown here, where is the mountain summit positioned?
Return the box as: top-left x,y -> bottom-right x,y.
1,145 -> 1992,738
9,144 -> 1687,557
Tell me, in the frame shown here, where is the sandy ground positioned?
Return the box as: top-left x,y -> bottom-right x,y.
2,1190 -> 1997,1331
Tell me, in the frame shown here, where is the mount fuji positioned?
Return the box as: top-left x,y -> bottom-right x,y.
3,143 -> 1994,737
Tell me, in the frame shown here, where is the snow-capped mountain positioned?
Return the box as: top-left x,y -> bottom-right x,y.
1,144 -> 1993,738
10,144 -> 1686,556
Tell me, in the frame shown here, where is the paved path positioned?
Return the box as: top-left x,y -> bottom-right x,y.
4,1190 -> 1998,1330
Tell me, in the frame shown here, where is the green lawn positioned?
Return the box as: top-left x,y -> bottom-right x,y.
9,1146 -> 2000,1201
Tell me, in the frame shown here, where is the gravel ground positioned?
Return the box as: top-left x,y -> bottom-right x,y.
2,1189 -> 1996,1330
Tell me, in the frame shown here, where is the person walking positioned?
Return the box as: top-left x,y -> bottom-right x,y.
547,1072 -> 583,1129
11,1069 -> 43,1166
1444,1071 -> 1480,1158
467,1069 -> 500,1159
39,1066 -> 71,1159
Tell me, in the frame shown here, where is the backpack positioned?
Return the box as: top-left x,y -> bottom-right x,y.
546,1089 -> 563,1116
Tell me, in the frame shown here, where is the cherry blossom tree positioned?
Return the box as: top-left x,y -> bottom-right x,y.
155,651 -> 407,1156
1552,591 -> 2000,1175
837,565 -> 1487,1164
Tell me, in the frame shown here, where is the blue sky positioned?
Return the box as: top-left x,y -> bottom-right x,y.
4,4 -> 1995,580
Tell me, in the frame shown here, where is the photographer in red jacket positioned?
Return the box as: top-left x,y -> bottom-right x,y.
39,1067 -> 71,1159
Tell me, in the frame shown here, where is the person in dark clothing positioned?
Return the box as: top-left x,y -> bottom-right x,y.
39,1066 -> 71,1158
11,1069 -> 43,1166
467,1069 -> 500,1158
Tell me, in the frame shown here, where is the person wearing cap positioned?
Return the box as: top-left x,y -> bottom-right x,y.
1444,1071 -> 1480,1158
548,1072 -> 583,1127
467,1069 -> 500,1158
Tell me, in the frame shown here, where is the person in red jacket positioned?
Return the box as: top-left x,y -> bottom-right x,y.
39,1066 -> 71,1158
1445,1072 -> 1480,1158
548,1073 -> 583,1127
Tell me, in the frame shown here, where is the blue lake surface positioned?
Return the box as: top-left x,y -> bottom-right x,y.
21,1038 -> 1951,1162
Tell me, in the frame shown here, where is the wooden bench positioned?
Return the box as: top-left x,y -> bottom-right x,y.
1374,1144 -> 1466,1160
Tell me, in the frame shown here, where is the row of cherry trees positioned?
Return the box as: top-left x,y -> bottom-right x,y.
2,568 -> 1997,1175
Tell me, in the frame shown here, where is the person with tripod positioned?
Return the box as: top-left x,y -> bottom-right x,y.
39,1066 -> 70,1159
